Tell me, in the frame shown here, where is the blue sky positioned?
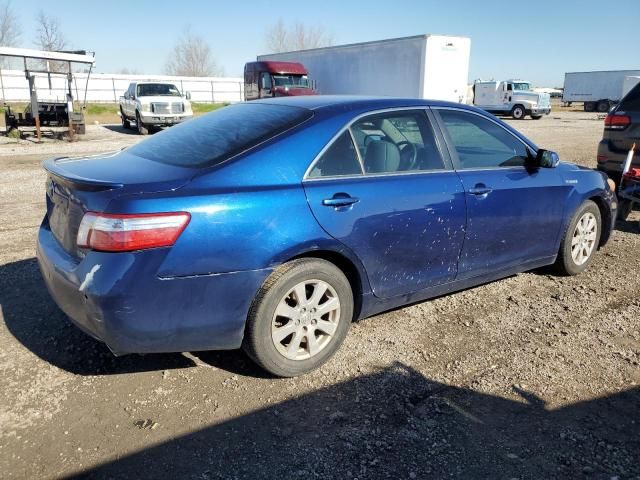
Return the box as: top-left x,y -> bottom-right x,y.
14,0 -> 640,86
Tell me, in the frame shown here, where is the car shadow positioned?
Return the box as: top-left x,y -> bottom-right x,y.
0,258 -> 195,375
615,218 -> 640,234
101,124 -> 141,136
66,362 -> 639,479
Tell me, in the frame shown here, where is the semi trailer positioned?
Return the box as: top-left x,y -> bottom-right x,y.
563,70 -> 640,112
257,34 -> 471,103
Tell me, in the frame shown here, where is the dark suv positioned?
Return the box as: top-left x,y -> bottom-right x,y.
597,82 -> 640,183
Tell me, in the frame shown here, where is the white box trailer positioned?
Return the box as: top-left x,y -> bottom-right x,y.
257,34 -> 471,103
562,70 -> 640,112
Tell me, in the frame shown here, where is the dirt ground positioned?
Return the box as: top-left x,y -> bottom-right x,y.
0,112 -> 638,480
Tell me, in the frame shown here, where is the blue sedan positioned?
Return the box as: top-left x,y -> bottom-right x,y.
37,97 -> 617,376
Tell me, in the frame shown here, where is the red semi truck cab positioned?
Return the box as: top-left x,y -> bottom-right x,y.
244,61 -> 316,100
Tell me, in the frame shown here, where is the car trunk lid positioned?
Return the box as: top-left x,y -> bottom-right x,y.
44,150 -> 195,258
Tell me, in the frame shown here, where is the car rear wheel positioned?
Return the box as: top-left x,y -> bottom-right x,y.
136,111 -> 148,135
554,200 -> 601,276
511,105 -> 526,120
243,258 -> 353,377
120,108 -> 131,130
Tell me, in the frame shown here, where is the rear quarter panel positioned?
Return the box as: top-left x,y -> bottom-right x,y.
104,110 -> 374,291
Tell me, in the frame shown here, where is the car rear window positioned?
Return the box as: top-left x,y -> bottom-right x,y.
619,82 -> 640,111
127,103 -> 313,168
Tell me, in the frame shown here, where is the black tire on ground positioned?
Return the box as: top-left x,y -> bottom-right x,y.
136,111 -> 148,135
531,115 -> 543,120
617,199 -> 633,221
584,102 -> 596,112
242,258 -> 354,377
120,108 -> 131,130
596,100 -> 610,113
554,200 -> 602,276
511,104 -> 526,120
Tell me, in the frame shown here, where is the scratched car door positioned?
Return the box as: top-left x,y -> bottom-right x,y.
434,107 -> 569,279
303,109 -> 467,299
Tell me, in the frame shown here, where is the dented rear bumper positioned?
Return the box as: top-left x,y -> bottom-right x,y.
37,218 -> 271,355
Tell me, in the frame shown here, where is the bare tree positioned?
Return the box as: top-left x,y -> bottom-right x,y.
265,18 -> 288,53
265,19 -> 333,53
165,29 -> 220,77
116,67 -> 140,75
0,1 -> 20,47
35,10 -> 68,72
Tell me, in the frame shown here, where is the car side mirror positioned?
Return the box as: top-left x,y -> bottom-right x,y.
185,91 -> 191,100
536,149 -> 560,168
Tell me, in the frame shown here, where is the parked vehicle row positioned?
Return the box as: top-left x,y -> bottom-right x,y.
38,96 -> 617,377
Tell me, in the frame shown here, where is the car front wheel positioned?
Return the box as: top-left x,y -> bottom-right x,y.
554,200 -> 601,275
136,111 -> 148,135
243,258 -> 353,377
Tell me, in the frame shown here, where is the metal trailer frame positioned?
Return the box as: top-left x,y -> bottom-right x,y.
0,47 -> 95,140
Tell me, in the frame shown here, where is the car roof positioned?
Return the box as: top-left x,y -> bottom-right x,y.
251,95 -> 476,113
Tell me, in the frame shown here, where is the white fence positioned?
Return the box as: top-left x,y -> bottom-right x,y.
0,70 -> 244,103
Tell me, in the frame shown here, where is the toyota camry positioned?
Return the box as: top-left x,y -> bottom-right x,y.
37,96 -> 617,376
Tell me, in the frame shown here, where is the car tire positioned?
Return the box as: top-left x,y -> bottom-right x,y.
136,111 -> 148,135
243,258 -> 353,377
617,199 -> 633,221
596,100 -> 610,113
120,108 -> 131,130
554,200 -> 602,276
584,102 -> 596,112
511,105 -> 526,120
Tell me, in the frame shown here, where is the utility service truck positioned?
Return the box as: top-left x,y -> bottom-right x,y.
563,70 -> 640,112
473,80 -> 551,119
258,34 -> 471,103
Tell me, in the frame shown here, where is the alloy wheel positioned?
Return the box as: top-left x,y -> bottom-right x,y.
271,279 -> 341,361
571,212 -> 597,266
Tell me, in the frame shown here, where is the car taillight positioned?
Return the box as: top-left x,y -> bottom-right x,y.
604,114 -> 631,130
77,212 -> 190,252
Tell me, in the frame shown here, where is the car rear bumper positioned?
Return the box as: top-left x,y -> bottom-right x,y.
597,140 -> 640,182
37,219 -> 271,355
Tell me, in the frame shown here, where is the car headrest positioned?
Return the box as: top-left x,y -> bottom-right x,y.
364,140 -> 401,173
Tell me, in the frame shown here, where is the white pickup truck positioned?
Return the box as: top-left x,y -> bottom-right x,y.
119,82 -> 193,134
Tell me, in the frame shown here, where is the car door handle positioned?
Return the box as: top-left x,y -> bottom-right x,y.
322,195 -> 359,207
468,186 -> 493,196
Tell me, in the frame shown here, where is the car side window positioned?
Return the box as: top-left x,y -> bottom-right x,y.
350,110 -> 445,174
307,131 -> 363,178
438,110 -> 530,169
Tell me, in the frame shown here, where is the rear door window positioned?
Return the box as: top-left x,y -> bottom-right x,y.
307,131 -> 363,178
127,103 -> 312,168
350,110 -> 445,173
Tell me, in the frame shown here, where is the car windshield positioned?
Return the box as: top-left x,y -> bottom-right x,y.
512,83 -> 531,91
272,75 -> 310,88
127,103 -> 313,168
137,83 -> 182,97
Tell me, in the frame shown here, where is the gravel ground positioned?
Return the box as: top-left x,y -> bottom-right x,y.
0,112 -> 638,480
